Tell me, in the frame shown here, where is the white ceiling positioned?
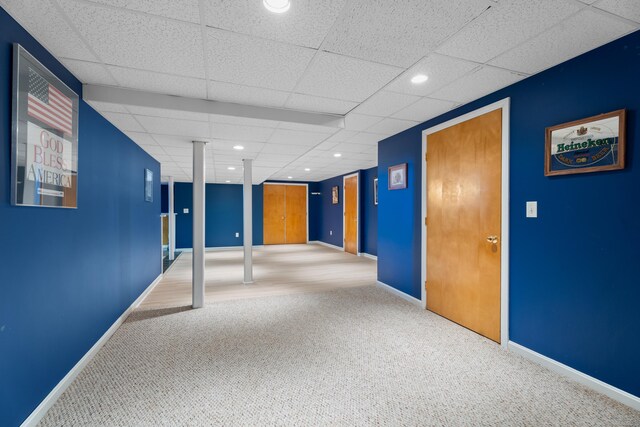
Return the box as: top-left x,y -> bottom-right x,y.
2,0 -> 638,183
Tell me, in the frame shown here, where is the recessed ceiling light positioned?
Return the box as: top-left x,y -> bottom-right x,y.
411,74 -> 429,84
333,153 -> 342,158
263,0 -> 290,14
227,166 -> 236,170
304,168 -> 310,171
287,176 -> 293,179
225,180 -> 231,183
233,145 -> 244,150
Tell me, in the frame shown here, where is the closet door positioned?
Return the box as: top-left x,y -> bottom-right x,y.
285,185 -> 307,243
263,185 -> 286,244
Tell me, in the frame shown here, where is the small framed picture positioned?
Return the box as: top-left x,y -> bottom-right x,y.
545,109 -> 626,176
144,168 -> 153,202
388,163 -> 407,190
374,178 -> 378,205
331,185 -> 339,204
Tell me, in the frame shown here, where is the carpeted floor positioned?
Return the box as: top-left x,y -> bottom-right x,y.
40,286 -> 639,426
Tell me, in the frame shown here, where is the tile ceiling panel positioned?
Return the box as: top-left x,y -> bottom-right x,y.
152,135 -> 199,147
107,66 -> 207,99
101,112 -> 145,132
261,144 -> 310,156
88,0 -> 200,24
135,116 -> 209,138
285,93 -> 358,115
59,0 -> 205,78
60,59 -> 116,85
203,0 -> 346,48
384,54 -> 479,97
351,91 -> 421,117
211,123 -> 275,142
348,132 -> 387,146
366,118 -> 419,135
324,129 -> 360,142
126,106 -> 208,122
0,0 -> 97,61
268,129 -> 330,145
87,100 -> 129,114
430,66 -> 525,103
208,140 -> 265,153
321,0 -> 490,67
207,80 -> 290,108
392,97 -> 457,122
344,114 -> 382,132
295,51 -> 403,102
205,28 -> 315,91
437,0 -> 582,63
123,131 -> 156,146
489,9 -> 638,74
596,0 -> 640,23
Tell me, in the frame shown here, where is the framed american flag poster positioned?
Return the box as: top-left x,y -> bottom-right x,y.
11,44 -> 79,208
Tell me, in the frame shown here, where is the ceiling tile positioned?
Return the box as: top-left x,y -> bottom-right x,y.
392,98 -> 457,122
58,1 -> 205,78
152,135 -> 198,147
366,118 -> 419,135
208,80 -> 290,108
107,66 -> 207,98
490,9 -> 638,74
60,59 -> 116,85
325,129 -> 360,142
285,94 -> 358,115
295,51 -> 403,102
596,0 -> 640,23
205,27 -> 315,91
126,105 -> 208,122
211,123 -> 275,142
268,129 -> 330,145
203,0 -> 346,49
0,0 -> 97,61
437,0 -> 582,63
87,0 -> 200,24
344,114 -> 383,132
348,132 -> 387,145
430,66 -> 525,103
351,91 -> 421,117
209,140 -> 265,152
321,0 -> 490,67
136,116 -> 209,138
123,131 -> 157,146
102,112 -> 145,132
261,144 -> 310,155
86,100 -> 129,114
384,54 -> 480,97
332,142 -> 369,154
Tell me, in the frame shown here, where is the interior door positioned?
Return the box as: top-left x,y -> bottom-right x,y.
426,109 -> 502,343
344,175 -> 358,255
285,185 -> 307,243
263,184 -> 286,244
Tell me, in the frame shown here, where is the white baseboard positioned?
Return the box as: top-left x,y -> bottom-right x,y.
508,341 -> 640,411
177,245 -> 265,253
360,253 -> 377,260
309,240 -> 343,251
376,280 -> 423,307
20,273 -> 164,427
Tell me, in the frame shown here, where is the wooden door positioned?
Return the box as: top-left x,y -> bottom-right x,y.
426,109 -> 502,343
344,175 -> 358,255
285,185 -> 307,243
263,184 -> 286,244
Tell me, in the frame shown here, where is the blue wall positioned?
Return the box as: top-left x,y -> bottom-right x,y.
316,169 -> 378,255
0,8 -> 161,426
378,30 -> 640,397
160,183 -> 168,214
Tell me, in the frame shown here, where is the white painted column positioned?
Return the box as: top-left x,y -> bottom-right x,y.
243,159 -> 253,284
168,176 -> 176,261
192,141 -> 207,308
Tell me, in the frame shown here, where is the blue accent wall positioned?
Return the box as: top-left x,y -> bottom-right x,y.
317,174 -> 346,247
0,8 -> 161,426
160,183 -> 168,214
360,167 -> 378,256
377,30 -> 640,397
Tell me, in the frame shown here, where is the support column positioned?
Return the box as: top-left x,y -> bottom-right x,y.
192,141 -> 207,308
168,176 -> 176,261
243,159 -> 253,284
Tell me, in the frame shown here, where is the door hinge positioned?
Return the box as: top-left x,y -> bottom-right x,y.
425,152 -> 428,162
424,216 -> 427,226
424,280 -> 428,290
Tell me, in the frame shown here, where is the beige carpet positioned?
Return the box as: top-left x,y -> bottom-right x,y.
39,286 -> 639,426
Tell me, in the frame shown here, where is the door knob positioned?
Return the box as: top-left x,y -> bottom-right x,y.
486,236 -> 499,244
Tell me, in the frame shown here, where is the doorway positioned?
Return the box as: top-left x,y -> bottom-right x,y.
343,173 -> 359,255
263,183 -> 308,244
421,99 -> 510,346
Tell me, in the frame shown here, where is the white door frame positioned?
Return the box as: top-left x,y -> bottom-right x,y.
342,172 -> 360,255
421,98 -> 510,348
263,182 -> 309,243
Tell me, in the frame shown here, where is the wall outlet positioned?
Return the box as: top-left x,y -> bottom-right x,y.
183,208 -> 189,214
526,201 -> 537,218
330,230 -> 332,236
235,232 -> 239,238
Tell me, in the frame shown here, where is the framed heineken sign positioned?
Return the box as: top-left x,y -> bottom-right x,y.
545,109 -> 626,176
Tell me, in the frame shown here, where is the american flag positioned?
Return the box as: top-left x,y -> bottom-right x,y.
27,67 -> 73,135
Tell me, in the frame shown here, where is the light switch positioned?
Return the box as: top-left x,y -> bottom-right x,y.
330,230 -> 333,236
526,201 -> 537,218
235,232 -> 239,238
183,208 -> 189,214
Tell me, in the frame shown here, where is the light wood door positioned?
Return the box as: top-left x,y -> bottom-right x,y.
263,184 -> 286,244
426,109 -> 502,343
285,185 -> 307,243
344,175 -> 358,255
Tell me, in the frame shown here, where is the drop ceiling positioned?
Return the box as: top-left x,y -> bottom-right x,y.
2,0 -> 637,183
